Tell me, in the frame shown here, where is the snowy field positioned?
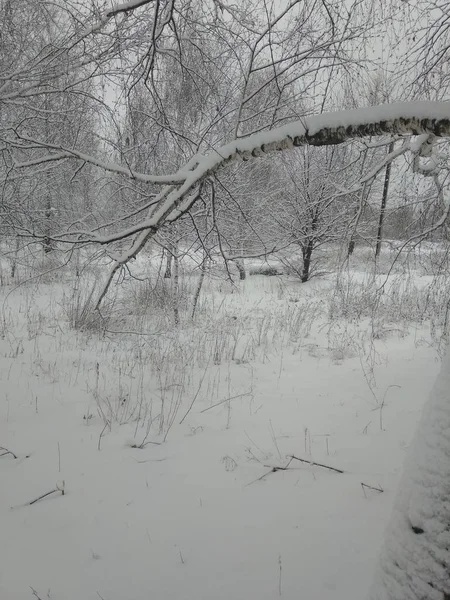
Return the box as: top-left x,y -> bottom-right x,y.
0,246 -> 446,600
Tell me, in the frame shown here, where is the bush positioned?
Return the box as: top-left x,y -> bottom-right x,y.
248,264 -> 284,276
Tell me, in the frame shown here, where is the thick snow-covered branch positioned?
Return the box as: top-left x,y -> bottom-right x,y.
18,101 -> 441,303
106,0 -> 154,18
82,0 -> 155,36
13,102 -> 450,192
85,101 -> 450,308
12,101 -> 444,305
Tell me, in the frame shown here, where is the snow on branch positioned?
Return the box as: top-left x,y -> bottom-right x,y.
82,0 -> 154,36
12,138 -> 188,185
118,101 -> 450,215
13,102 -> 450,191
63,103 -> 449,252
228,101 -> 450,159
27,100 -> 449,308
106,0 -> 154,18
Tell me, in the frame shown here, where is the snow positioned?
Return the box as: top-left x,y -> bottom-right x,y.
369,346 -> 450,599
0,255 -> 444,600
106,0 -> 151,17
306,102 -> 450,136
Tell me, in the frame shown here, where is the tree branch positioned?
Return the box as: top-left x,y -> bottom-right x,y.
106,0 -> 154,18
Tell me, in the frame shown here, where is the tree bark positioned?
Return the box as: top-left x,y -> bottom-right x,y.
43,192 -> 53,254
10,235 -> 19,278
301,241 -> 314,282
164,246 -> 173,279
234,259 -> 246,280
172,248 -> 179,326
375,140 -> 395,259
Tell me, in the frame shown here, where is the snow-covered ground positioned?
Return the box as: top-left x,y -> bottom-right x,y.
0,254 -> 444,600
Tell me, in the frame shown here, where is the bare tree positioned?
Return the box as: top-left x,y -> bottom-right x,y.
274,145 -> 357,282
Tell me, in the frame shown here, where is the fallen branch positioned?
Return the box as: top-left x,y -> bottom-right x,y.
0,446 -> 18,459
288,455 -> 345,474
361,482 -> 384,497
28,481 -> 65,505
247,457 -> 295,485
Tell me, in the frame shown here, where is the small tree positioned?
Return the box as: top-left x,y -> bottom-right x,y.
275,146 -> 356,282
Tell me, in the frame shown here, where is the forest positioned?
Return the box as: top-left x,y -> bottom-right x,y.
1,1 -> 450,599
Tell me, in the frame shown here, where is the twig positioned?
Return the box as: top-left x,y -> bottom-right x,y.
361,482 -> 383,498
288,455 -> 344,474
179,360 -> 211,424
28,482 -> 65,505
0,446 -> 18,459
269,419 -> 282,460
98,423 -> 108,451
278,555 -> 282,597
247,457 -> 295,485
104,328 -> 162,337
130,441 -> 162,449
263,465 -> 290,471
244,431 -> 269,461
199,391 -> 252,414
362,421 -> 371,434
371,385 -> 401,431
246,467 -> 280,485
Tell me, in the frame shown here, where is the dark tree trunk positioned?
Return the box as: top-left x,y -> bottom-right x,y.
10,236 -> 19,278
301,241 -> 314,283
172,250 -> 179,326
43,111 -> 53,255
375,140 -> 395,258
43,200 -> 53,253
235,260 -> 246,280
164,247 -> 173,278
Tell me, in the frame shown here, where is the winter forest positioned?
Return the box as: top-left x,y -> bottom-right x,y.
2,0 -> 450,598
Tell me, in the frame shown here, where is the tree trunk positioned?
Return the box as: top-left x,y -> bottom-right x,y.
43,107 -> 53,255
191,258 -> 208,320
43,177 -> 53,254
369,347 -> 450,600
234,259 -> 246,280
301,241 -> 314,283
172,248 -> 179,326
164,247 -> 173,278
375,140 -> 395,259
10,235 -> 19,278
